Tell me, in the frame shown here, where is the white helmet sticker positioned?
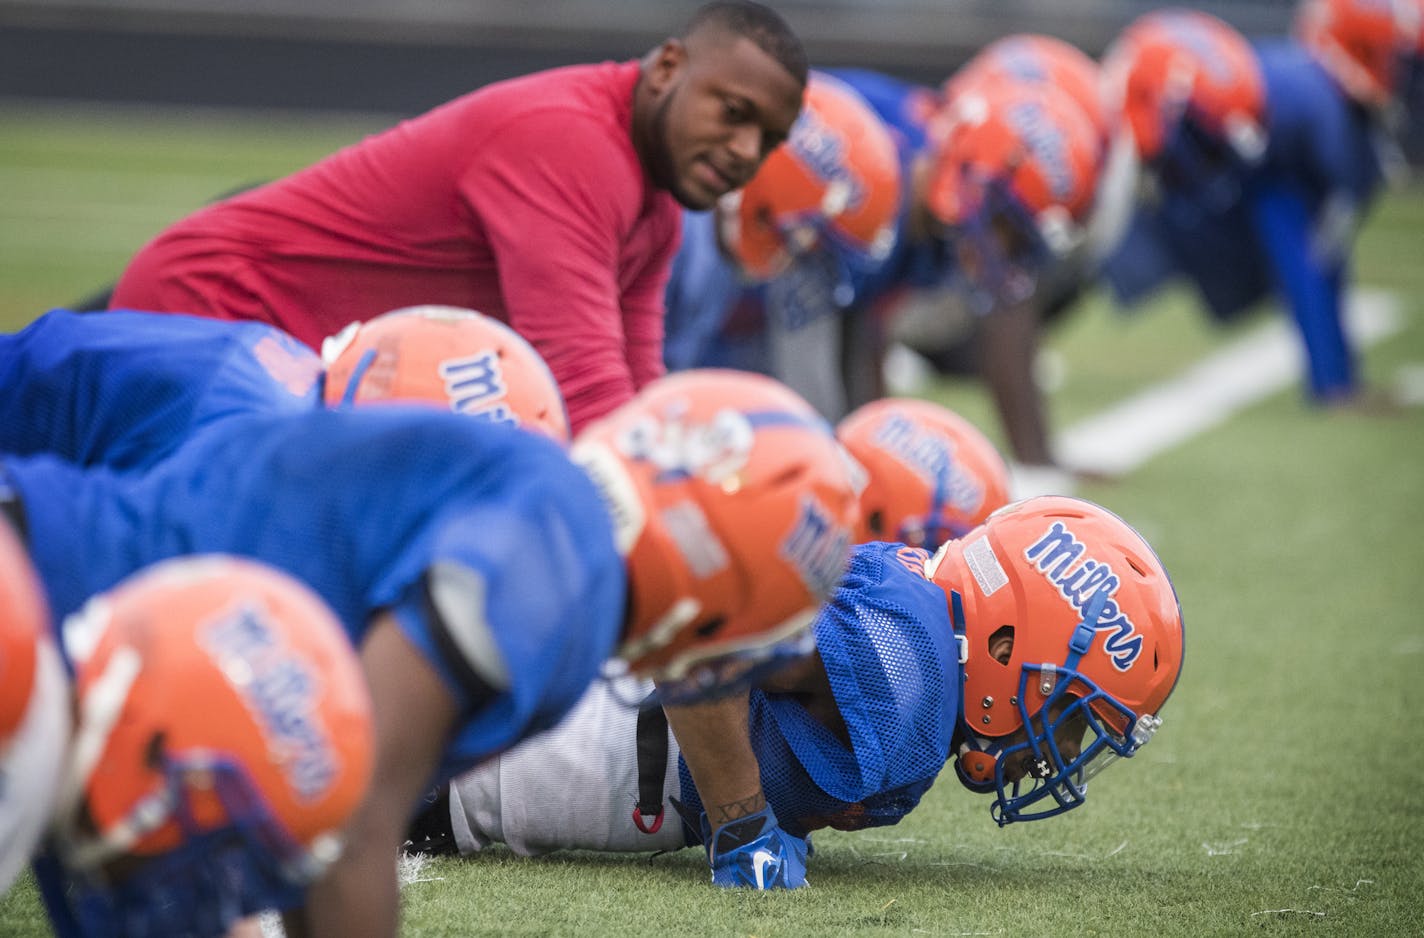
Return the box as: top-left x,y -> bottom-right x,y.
964,535 -> 1009,597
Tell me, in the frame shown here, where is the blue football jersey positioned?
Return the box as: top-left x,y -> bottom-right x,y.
5,407 -> 625,780
0,309 -> 322,469
678,541 -> 961,839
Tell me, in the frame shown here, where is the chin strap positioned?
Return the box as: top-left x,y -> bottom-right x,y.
337,348 -> 378,408
1062,587 -> 1108,672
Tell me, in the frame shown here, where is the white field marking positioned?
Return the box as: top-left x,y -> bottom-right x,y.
1250,909 -> 1326,918
1057,289 -> 1406,476
1307,878 -> 1374,893
1394,363 -> 1424,406
1394,635 -> 1424,655
1203,838 -> 1250,856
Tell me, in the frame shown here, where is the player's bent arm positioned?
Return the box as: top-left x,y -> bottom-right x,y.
663,692 -> 766,825
663,692 -> 808,889
288,612 -> 460,938
976,301 -> 1054,468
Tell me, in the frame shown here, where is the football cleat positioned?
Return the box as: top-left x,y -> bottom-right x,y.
48,555 -> 375,937
836,397 -> 1010,552
720,70 -> 901,292
927,496 -> 1184,825
572,369 -> 861,701
322,304 -> 570,442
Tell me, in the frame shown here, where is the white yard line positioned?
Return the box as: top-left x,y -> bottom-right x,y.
1056,289 -> 1406,476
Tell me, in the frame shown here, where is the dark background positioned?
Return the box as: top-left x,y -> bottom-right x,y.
0,1 -> 1296,115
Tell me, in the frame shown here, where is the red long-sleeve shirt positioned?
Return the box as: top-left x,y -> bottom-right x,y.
111,60 -> 681,431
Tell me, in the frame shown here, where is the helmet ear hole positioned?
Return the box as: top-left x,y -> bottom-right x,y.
987,625 -> 1014,665
144,732 -> 166,771
694,616 -> 727,639
770,464 -> 807,488
866,509 -> 884,537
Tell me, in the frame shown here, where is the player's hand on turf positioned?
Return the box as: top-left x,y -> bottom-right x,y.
702,805 -> 808,890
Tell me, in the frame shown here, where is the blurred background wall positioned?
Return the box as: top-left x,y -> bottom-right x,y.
0,1 -> 1297,113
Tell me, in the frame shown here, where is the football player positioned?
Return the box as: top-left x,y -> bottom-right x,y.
662,69 -> 903,420
0,368 -> 861,932
824,52 -> 1115,496
1100,2 -> 1424,408
0,303 -> 570,473
408,496 -> 1184,890
29,555 -> 375,938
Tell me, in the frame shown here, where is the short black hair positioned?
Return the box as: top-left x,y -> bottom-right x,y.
684,1 -> 808,86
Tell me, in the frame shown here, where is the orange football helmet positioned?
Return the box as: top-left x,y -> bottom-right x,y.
720,70 -> 901,285
944,34 -> 1108,141
571,369 -> 862,699
0,516 -> 70,893
837,398 -> 1010,552
50,555 -> 375,936
927,496 -> 1184,825
1101,9 -> 1268,181
926,79 -> 1104,307
1297,0 -> 1424,109
323,304 -> 570,442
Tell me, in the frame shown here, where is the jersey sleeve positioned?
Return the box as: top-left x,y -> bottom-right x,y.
384,474 -> 627,781
457,110 -> 645,432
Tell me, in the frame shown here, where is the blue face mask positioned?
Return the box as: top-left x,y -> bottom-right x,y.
950,587 -> 1164,826
1155,109 -> 1252,214
947,177 -> 1054,315
46,754 -> 325,938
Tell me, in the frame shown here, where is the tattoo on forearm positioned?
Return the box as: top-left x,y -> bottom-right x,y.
711,791 -> 766,825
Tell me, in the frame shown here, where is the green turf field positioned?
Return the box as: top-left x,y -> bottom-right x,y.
1,102 -> 1422,936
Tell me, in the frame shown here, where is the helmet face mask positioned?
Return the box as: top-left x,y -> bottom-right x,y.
1156,108 -> 1254,212
47,557 -> 375,937
929,81 -> 1102,313
1103,9 -> 1268,206
721,71 -> 901,290
947,173 -> 1054,311
931,496 -> 1185,826
57,752 -> 326,938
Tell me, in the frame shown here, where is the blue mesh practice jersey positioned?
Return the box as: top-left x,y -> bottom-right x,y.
0,309 -> 322,469
5,407 -> 624,781
1102,41 -> 1387,398
678,541 -> 960,839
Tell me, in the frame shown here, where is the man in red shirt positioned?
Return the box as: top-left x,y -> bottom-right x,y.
111,1 -> 806,432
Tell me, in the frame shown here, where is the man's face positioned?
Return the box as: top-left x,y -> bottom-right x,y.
646,35 -> 804,210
